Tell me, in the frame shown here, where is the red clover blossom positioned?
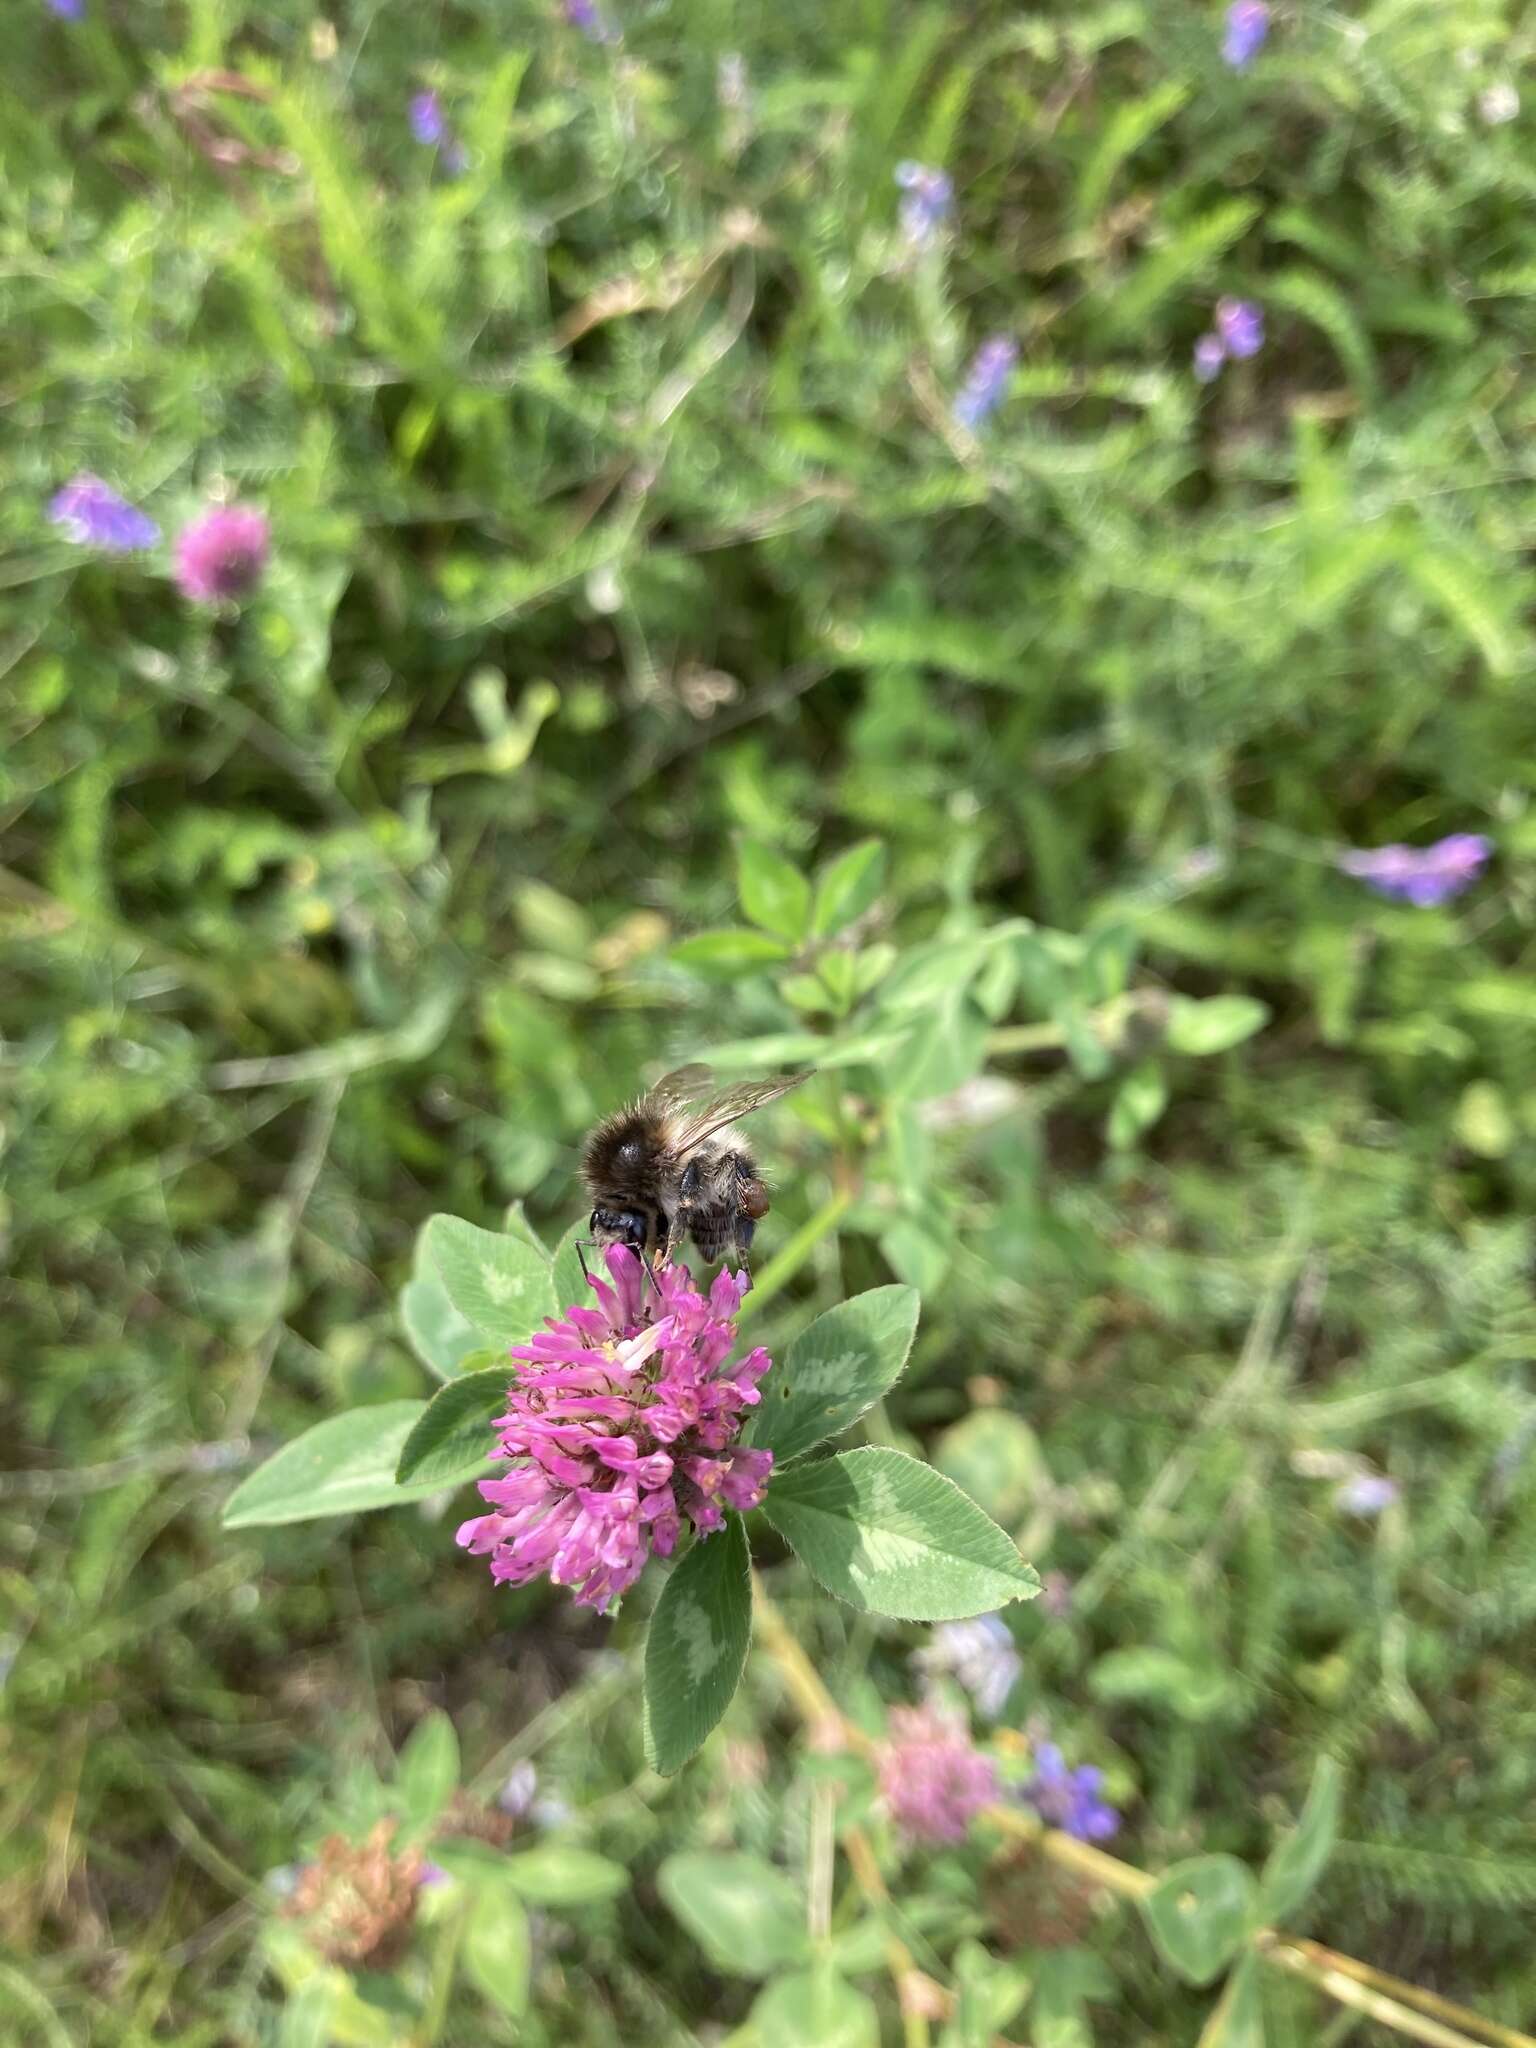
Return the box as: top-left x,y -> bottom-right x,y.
173,503 -> 270,604
457,1247 -> 774,1614
878,1706 -> 999,1845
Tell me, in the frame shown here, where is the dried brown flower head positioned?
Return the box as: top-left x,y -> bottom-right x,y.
285,1818 -> 424,1967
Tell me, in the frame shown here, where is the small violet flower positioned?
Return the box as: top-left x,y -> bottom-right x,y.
895,161 -> 953,246
1193,332 -> 1227,384
565,0 -> 617,42
457,1247 -> 774,1614
1216,296 -> 1264,359
1222,1 -> 1270,70
409,91 -> 446,146
48,475 -> 160,553
1021,1743 -> 1120,1842
1338,834 -> 1492,908
409,90 -> 466,171
1337,1473 -> 1400,1518
913,1615 -> 1022,1720
47,0 -> 86,16
878,1706 -> 999,1845
173,503 -> 271,604
954,336 -> 1018,432
497,1761 -> 539,1818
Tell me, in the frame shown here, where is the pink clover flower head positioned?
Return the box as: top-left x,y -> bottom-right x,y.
1215,296 -> 1264,359
456,1246 -> 774,1614
1222,1 -> 1269,69
895,161 -> 953,245
173,503 -> 271,603
49,475 -> 159,552
1021,1742 -> 1119,1842
1338,833 -> 1491,907
878,1705 -> 998,1845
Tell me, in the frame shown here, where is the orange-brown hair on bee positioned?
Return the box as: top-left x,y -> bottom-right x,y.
579,1064 -> 809,1271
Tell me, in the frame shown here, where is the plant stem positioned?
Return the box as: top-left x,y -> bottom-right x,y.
748,1577 -> 1534,2048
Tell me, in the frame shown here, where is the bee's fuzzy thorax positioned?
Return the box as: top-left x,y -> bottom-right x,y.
580,1107 -> 667,1206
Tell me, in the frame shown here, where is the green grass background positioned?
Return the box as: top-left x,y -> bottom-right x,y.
6,0 -> 1536,2039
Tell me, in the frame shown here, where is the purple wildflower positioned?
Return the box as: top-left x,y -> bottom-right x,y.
954,336 -> 1018,432
565,0 -> 617,41
895,161 -> 954,246
1021,1744 -> 1119,1842
1222,1 -> 1270,69
1193,332 -> 1227,383
497,1762 -> 538,1818
48,475 -> 160,553
878,1706 -> 999,1845
47,0 -> 86,16
456,1248 -> 774,1614
913,1616 -> 1022,1720
1336,1473 -> 1400,1518
409,91 -> 447,146
173,503 -> 270,604
1215,297 -> 1264,359
1338,834 -> 1492,908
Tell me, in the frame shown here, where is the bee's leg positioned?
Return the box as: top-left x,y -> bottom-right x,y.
731,1214 -> 757,1281
575,1238 -> 600,1288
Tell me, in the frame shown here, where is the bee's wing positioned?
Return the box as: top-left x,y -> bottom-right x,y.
638,1063 -> 717,1114
668,1072 -> 812,1156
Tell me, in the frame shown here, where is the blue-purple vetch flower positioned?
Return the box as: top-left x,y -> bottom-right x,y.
1020,1744 -> 1119,1842
48,476 -> 160,552
47,0 -> 86,17
1222,1 -> 1269,69
1336,1473 -> 1400,1517
913,1615 -> 1022,1720
954,336 -> 1018,432
565,0 -> 617,41
1193,333 -> 1227,383
1192,299 -> 1263,383
1338,834 -> 1492,908
1216,297 -> 1264,359
895,161 -> 953,246
409,90 -> 467,169
409,91 -> 447,145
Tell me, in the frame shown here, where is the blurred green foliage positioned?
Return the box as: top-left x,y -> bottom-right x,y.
5,0 -> 1536,2040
